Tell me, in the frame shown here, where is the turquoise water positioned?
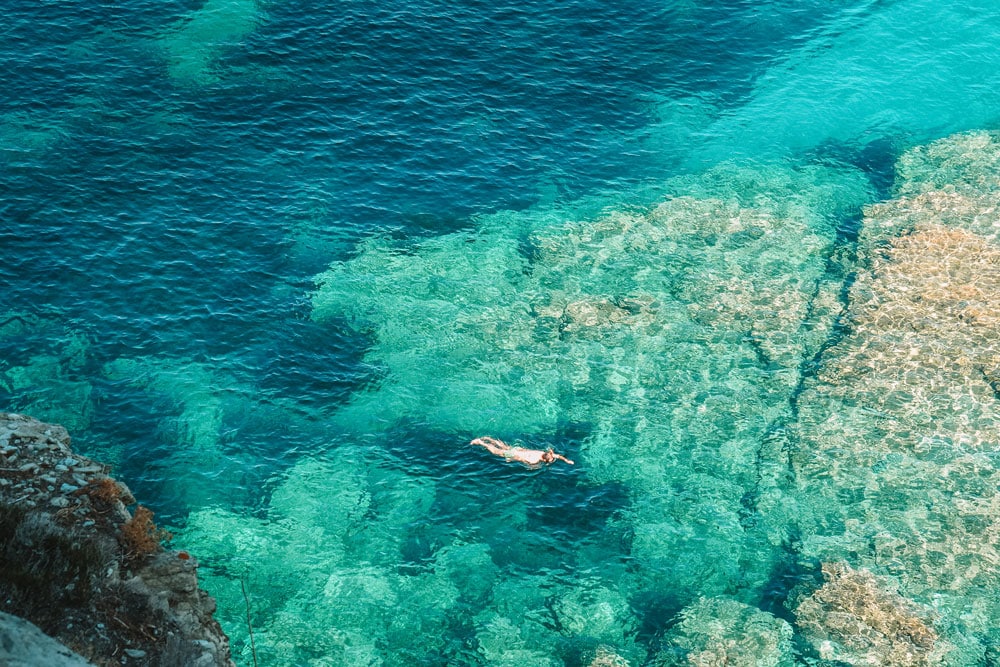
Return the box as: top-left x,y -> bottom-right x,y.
6,0 -> 1000,664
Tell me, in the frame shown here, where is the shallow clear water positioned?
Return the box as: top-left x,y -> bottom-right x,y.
5,1 -> 1000,664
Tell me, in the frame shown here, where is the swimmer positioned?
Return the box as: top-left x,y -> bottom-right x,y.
470,436 -> 574,468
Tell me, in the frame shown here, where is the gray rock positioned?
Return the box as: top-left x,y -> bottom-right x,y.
0,412 -> 234,667
0,611 -> 95,666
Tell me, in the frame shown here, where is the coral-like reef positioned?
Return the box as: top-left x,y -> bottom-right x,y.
792,563 -> 945,666
183,450 -> 456,665
313,160 -> 871,437
589,645 -> 633,667
784,131 -> 1000,661
658,597 -> 793,667
310,160 -> 872,607
182,157 -> 875,663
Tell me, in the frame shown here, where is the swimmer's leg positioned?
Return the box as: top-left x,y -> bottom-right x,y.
470,436 -> 509,456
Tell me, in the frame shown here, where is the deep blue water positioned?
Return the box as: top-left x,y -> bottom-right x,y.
6,1 -> 1000,664
2,0 -> 861,500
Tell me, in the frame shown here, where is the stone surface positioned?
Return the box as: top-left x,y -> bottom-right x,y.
780,131 -> 1000,661
659,597 -> 794,667
0,611 -> 95,667
0,412 -> 233,667
792,563 -> 947,666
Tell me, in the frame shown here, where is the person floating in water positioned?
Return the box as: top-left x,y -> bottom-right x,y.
470,436 -> 574,468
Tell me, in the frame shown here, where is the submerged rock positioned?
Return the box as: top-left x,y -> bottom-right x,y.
0,312 -> 94,433
792,563 -> 946,666
784,130 -> 1000,661
659,597 -> 793,667
589,646 -> 632,667
156,0 -> 264,86
0,412 -> 232,667
309,160 -> 873,609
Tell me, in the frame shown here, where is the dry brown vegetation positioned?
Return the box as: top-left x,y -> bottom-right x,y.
119,506 -> 171,560
84,477 -> 121,505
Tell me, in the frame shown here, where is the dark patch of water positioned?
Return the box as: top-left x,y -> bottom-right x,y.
258,313 -> 373,409
755,532 -> 822,622
628,588 -> 686,645
812,136 -> 904,207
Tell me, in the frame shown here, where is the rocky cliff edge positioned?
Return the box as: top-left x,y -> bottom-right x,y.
0,412 -> 233,667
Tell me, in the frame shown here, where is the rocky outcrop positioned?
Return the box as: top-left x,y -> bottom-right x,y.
0,611 -> 94,666
0,412 -> 232,667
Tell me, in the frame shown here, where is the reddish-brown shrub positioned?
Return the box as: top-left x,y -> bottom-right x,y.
84,477 -> 120,505
119,506 -> 171,559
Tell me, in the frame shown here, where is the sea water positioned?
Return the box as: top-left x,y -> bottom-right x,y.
5,1 -> 1000,664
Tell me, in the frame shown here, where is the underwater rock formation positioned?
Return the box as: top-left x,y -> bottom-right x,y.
181,443 -> 651,665
312,160 -> 871,441
157,0 -> 264,85
183,449 -> 458,666
588,645 -> 632,667
0,312 -> 93,433
657,596 -> 793,667
0,412 -> 232,667
785,130 -> 1000,662
311,160 -> 872,604
792,563 -> 944,666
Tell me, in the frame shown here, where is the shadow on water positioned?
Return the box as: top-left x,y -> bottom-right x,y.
525,480 -> 631,547
756,531 -> 823,623
812,135 -> 905,204
258,312 -> 374,410
629,589 -> 687,651
752,533 -> 856,666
